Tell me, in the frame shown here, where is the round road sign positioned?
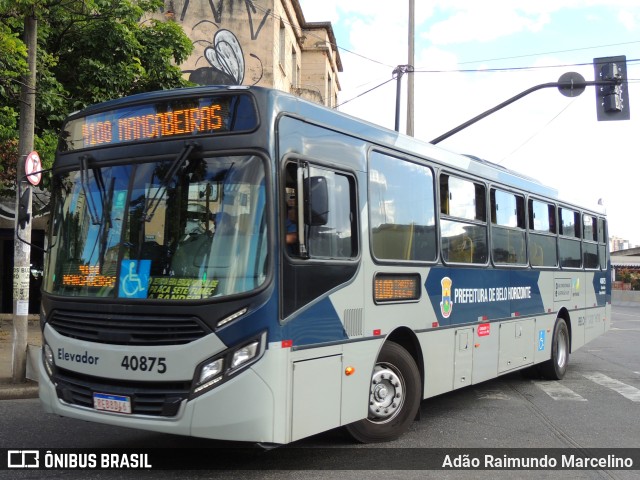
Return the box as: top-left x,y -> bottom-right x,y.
25,151 -> 42,186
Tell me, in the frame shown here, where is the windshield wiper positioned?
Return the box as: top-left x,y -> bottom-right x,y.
143,140 -> 199,222
79,155 -> 103,225
98,177 -> 115,269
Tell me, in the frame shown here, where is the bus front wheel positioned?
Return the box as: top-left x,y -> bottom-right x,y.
540,318 -> 570,380
345,341 -> 421,443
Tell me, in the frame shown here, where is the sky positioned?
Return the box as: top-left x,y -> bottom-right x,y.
298,0 -> 640,247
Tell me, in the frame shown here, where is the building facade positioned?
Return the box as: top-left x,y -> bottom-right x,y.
610,235 -> 637,253
155,0 -> 342,107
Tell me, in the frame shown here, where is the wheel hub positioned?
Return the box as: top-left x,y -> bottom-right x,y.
368,364 -> 404,422
557,330 -> 568,367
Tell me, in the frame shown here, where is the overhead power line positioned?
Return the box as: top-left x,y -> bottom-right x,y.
337,58 -> 640,108
250,3 -> 395,68
498,98 -> 578,165
335,77 -> 395,108
456,40 -> 640,66
413,58 -> 640,75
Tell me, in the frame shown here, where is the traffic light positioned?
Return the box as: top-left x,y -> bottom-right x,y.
594,55 -> 630,121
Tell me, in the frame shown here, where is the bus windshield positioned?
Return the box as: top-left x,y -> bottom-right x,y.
43,154 -> 268,300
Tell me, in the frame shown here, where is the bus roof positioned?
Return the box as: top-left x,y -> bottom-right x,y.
66,85 -> 606,214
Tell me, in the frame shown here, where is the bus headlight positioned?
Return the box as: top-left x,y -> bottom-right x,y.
231,341 -> 259,369
191,332 -> 266,398
199,358 -> 224,384
43,343 -> 55,377
194,358 -> 225,394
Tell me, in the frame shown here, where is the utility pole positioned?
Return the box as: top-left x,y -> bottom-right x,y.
12,13 -> 37,383
393,65 -> 411,132
406,0 -> 415,137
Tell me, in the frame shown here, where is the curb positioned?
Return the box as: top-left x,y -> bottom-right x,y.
0,381 -> 39,400
0,345 -> 41,400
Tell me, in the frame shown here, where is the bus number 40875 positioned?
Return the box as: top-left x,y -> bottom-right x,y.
121,355 -> 167,374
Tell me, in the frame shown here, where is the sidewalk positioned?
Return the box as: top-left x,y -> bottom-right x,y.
0,315 -> 41,399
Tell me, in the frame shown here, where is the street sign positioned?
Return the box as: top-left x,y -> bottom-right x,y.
25,151 -> 41,185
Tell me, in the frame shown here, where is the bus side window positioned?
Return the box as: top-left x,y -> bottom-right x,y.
490,188 -> 526,265
285,162 -> 357,260
439,173 -> 487,264
370,152 -> 436,262
306,168 -> 356,259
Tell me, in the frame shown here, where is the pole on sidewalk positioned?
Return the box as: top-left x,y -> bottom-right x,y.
12,14 -> 37,383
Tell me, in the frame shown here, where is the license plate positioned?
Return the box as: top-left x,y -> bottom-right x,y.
93,393 -> 132,414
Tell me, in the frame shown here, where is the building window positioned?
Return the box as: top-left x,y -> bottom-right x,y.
279,21 -> 286,70
292,49 -> 298,87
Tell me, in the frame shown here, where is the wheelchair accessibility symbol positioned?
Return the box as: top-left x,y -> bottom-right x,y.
119,260 -> 151,298
538,330 -> 546,351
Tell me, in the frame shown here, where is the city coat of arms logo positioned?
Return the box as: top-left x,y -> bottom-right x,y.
440,277 -> 453,318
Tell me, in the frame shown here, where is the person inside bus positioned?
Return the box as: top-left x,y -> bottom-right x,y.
285,189 -> 298,254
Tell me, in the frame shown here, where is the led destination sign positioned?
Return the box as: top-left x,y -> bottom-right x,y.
82,104 -> 224,146
62,94 -> 257,150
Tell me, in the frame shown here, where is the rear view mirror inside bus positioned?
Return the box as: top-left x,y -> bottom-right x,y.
304,176 -> 329,226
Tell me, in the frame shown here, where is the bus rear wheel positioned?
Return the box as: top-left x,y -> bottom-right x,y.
540,318 -> 570,380
345,341 -> 421,443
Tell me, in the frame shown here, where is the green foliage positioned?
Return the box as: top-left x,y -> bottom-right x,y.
0,0 -> 194,194
617,268 -> 640,290
618,269 -> 632,283
48,0 -> 192,111
0,19 -> 28,101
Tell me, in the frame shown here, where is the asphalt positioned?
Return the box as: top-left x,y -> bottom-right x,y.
0,315 -> 41,399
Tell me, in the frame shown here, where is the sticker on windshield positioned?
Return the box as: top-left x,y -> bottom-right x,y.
146,277 -> 220,299
119,260 -> 151,298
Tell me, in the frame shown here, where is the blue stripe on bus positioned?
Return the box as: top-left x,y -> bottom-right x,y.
425,268 -> 543,326
592,270 -> 611,306
215,295 -> 346,349
280,297 -> 347,346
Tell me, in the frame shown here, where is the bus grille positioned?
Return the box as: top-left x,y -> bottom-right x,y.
53,368 -> 191,417
49,310 -> 211,346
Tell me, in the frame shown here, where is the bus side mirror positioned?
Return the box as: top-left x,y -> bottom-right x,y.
304,176 -> 328,226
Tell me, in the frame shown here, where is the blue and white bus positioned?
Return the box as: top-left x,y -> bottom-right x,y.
39,86 -> 611,444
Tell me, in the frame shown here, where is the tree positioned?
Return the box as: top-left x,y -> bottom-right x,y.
0,12 -> 28,194
0,0 -> 193,196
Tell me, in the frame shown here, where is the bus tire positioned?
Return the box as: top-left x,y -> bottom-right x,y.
540,318 -> 570,380
345,341 -> 421,443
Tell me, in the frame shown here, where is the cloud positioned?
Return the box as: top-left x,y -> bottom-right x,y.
618,10 -> 639,30
423,8 -> 551,45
